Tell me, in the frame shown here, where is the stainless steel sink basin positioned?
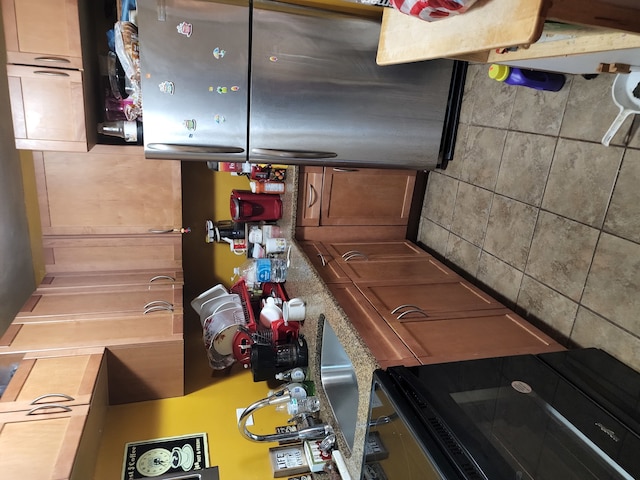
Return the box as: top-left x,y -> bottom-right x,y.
320,317 -> 359,452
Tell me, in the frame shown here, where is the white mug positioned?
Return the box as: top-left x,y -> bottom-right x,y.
283,298 -> 306,323
259,297 -> 283,327
265,237 -> 287,254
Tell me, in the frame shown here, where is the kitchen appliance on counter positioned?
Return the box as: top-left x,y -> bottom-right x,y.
367,348 -> 640,479
136,0 -> 465,169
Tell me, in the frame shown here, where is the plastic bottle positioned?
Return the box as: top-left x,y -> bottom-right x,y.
97,120 -> 142,143
488,64 -> 566,92
250,180 -> 285,194
276,396 -> 320,415
275,367 -> 307,383
233,258 -> 287,284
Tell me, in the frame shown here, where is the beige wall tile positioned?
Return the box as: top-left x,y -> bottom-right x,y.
604,149 -> 640,243
460,126 -> 507,190
510,77 -> 572,136
476,252 -> 523,305
422,172 -> 459,229
450,182 -> 493,247
445,233 -> 481,277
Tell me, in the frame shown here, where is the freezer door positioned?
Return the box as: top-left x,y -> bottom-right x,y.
249,0 -> 454,169
137,0 -> 249,161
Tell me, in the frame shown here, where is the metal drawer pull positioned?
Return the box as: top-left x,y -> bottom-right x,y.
149,275 -> 176,283
397,309 -> 429,320
144,304 -> 174,314
341,250 -> 359,258
391,304 -> 423,314
307,184 -> 317,208
27,404 -> 72,415
34,70 -> 70,77
343,252 -> 368,262
31,393 -> 74,404
332,167 -> 359,172
317,253 -> 328,267
34,56 -> 71,64
144,300 -> 173,309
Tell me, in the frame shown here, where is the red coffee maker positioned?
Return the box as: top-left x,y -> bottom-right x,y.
230,190 -> 283,222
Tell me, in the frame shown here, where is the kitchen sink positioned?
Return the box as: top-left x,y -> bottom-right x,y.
320,317 -> 359,452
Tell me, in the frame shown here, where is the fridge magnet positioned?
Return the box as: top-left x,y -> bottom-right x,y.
177,21 -> 193,37
231,86 -> 240,92
212,47 -> 226,59
184,119 -> 197,131
216,86 -> 228,94
214,114 -> 226,124
269,56 -> 278,62
121,433 -> 209,479
159,81 -> 175,95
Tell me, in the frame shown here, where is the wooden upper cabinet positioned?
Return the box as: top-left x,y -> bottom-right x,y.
321,167 -> 416,226
35,146 -> 182,235
7,64 -> 88,152
0,353 -> 103,413
1,0 -> 83,69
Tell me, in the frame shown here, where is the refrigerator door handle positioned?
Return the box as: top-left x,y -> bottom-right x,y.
251,148 -> 337,159
147,144 -> 245,154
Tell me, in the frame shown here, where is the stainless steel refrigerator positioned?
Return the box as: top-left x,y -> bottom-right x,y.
137,0 -> 465,169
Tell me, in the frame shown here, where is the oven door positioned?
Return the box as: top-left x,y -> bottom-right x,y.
366,371 -> 481,480
386,354 -> 640,480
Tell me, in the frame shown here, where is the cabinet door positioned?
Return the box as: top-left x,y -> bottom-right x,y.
0,353 -> 103,413
321,168 -> 415,226
358,280 -> 506,322
0,313 -> 182,353
15,286 -> 182,322
7,64 -> 87,152
1,0 -> 83,69
339,256 -> 459,284
35,147 -> 182,235
37,270 -> 184,293
0,405 -> 90,480
107,340 -> 184,404
328,283 -> 419,368
389,311 -> 565,365
299,241 -> 350,284
296,167 -> 323,227
326,240 -> 428,260
42,234 -> 183,273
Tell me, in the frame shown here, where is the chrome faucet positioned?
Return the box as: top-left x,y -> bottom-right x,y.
238,388 -> 333,443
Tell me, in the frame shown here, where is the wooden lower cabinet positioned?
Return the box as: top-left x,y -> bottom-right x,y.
0,352 -> 108,480
329,283 -> 419,368
388,312 -> 563,365
358,280 -> 505,321
302,239 -> 565,367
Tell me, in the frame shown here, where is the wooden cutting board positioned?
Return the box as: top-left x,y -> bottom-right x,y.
376,0 -> 547,65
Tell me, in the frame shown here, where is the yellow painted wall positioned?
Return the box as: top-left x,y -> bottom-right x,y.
18,150 -> 45,284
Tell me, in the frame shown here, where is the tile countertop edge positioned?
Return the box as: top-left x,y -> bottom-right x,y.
280,166 -> 379,480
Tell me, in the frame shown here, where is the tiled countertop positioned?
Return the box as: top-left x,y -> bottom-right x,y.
280,167 -> 378,480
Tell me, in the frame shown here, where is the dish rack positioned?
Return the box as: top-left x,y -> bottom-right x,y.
230,279 -> 301,366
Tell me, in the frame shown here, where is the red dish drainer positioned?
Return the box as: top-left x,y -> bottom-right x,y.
230,279 -> 301,366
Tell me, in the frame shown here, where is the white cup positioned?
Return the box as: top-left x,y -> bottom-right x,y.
283,298 -> 306,323
265,237 -> 287,254
259,297 -> 283,327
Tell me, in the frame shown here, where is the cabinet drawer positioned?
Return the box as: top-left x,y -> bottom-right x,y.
339,256 -> 459,284
297,166 -> 323,227
326,240 -> 428,260
37,270 -> 184,292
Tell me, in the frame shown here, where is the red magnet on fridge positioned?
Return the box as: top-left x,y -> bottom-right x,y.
176,21 -> 193,37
